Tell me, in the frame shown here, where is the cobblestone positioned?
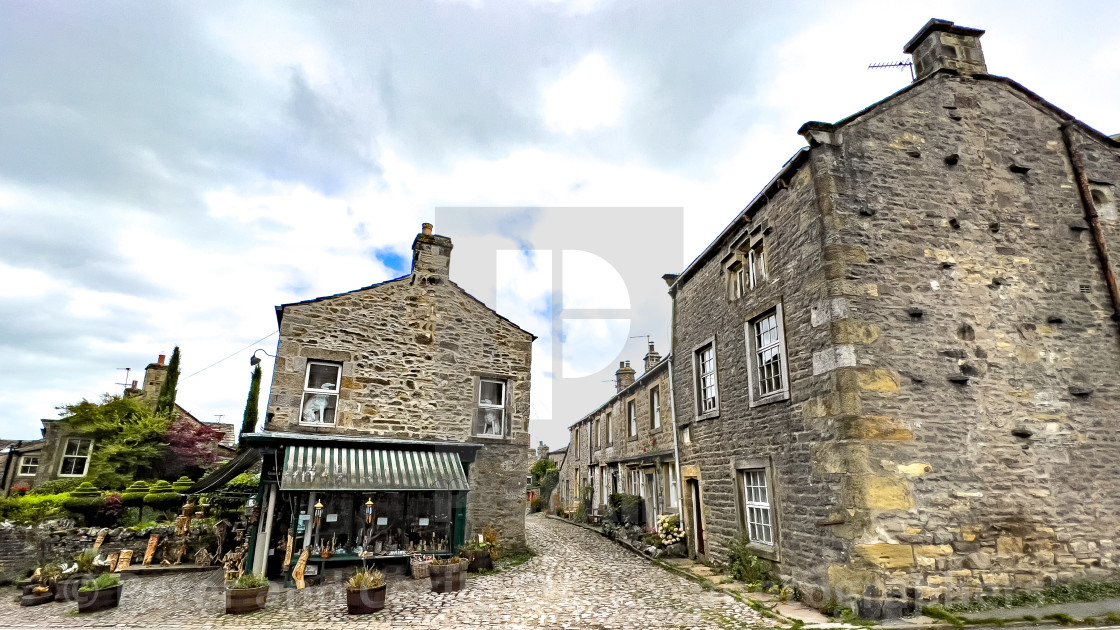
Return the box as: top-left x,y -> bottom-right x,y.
0,515 -> 775,629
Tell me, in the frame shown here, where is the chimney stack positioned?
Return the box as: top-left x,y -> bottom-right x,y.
411,223 -> 453,280
904,18 -> 987,82
615,360 -> 636,392
643,342 -> 661,373
158,354 -> 166,366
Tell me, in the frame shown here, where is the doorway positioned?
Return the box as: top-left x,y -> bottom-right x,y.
688,479 -> 705,556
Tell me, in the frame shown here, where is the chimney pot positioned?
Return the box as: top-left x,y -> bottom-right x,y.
904,18 -> 987,82
158,354 -> 166,365
131,380 -> 138,388
422,223 -> 433,236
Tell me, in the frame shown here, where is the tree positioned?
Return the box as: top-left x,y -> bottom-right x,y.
155,346 -> 181,416
60,395 -> 171,489
152,414 -> 224,479
240,364 -> 262,444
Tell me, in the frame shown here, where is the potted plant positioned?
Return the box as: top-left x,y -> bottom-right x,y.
345,567 -> 386,614
459,540 -> 494,572
428,556 -> 466,593
77,573 -> 122,613
225,572 -> 270,614
56,549 -> 96,602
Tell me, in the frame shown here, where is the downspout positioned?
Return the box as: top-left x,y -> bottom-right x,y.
667,312 -> 685,524
1062,122 -> 1120,326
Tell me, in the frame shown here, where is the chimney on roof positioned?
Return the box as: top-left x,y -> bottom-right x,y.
615,360 -> 636,392
158,354 -> 166,366
644,342 -> 661,373
904,18 -> 987,82
411,223 -> 453,280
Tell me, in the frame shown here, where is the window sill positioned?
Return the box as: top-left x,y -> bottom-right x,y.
58,473 -> 87,478
747,542 -> 779,562
471,434 -> 511,441
298,422 -> 338,427
749,392 -> 790,408
695,409 -> 720,422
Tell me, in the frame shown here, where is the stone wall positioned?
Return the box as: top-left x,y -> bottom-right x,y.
809,72 -> 1120,614
263,227 -> 534,546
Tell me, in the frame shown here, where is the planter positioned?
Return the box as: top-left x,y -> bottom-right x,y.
466,550 -> 492,573
56,575 -> 88,602
346,584 -> 386,614
225,586 -> 269,614
20,591 -> 55,606
77,584 -> 122,613
429,563 -> 465,593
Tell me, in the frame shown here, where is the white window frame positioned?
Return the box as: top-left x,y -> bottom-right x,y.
650,387 -> 661,430
474,378 -> 508,437
627,400 -> 637,438
58,438 -> 93,477
747,240 -> 767,289
745,303 -> 791,406
606,412 -> 613,445
17,455 -> 39,477
740,468 -> 775,547
693,338 -> 719,419
300,360 -> 341,426
629,469 -> 641,495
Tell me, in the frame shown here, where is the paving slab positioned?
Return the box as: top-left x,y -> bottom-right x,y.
957,597 -> 1120,621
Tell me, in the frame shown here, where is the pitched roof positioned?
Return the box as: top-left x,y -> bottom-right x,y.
205,422 -> 237,448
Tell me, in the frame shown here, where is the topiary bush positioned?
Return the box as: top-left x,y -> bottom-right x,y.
63,483 -> 105,525
143,480 -> 182,517
121,481 -> 150,507
171,476 -> 194,494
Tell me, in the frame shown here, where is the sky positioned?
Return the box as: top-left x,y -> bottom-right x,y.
1,0 -> 1118,452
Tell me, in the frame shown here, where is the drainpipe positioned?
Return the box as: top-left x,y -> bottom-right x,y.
667,328 -> 684,524
1061,122 -> 1120,327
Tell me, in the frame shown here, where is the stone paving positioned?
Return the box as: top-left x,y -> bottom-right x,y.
0,514 -> 776,629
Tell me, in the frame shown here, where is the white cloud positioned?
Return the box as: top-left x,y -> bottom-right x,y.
543,54 -> 626,134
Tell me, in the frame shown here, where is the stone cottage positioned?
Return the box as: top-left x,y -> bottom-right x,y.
242,224 -> 534,576
559,343 -> 678,525
668,19 -> 1120,617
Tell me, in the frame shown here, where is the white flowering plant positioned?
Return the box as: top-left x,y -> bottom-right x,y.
656,514 -> 686,547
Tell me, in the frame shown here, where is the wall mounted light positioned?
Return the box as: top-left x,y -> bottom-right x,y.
250,349 -> 276,366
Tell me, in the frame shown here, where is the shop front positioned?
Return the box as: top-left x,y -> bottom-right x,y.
244,434 -> 479,580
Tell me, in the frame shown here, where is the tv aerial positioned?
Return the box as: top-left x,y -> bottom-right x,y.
868,60 -> 914,81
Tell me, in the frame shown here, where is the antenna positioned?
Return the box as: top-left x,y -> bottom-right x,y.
214,414 -> 225,422
115,367 -> 132,390
868,59 -> 914,81
629,334 -> 652,346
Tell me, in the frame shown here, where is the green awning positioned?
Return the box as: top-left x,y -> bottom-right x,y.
280,445 -> 470,492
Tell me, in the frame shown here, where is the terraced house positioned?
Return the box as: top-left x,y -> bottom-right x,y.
559,344 -> 678,526
668,19 -> 1120,618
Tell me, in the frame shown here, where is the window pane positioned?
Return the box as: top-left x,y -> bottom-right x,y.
307,363 -> 340,390
301,392 -> 337,424
476,408 -> 504,435
479,380 -> 504,406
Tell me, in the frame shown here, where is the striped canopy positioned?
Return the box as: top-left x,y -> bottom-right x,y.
280,445 -> 470,492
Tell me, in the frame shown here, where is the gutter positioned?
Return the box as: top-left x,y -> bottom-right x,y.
1061,123 -> 1120,328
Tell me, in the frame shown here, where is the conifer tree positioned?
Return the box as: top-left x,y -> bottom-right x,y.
240,364 -> 262,444
155,346 -> 181,416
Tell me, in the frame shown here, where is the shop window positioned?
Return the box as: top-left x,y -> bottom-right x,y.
474,378 -> 507,436
59,438 -> 93,477
17,455 -> 38,476
649,387 -> 661,429
301,361 -> 340,425
746,304 -> 790,406
627,400 -> 637,437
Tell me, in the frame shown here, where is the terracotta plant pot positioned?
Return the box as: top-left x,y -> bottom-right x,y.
77,584 -> 122,613
428,563 -> 465,593
346,584 -> 386,614
225,585 -> 269,614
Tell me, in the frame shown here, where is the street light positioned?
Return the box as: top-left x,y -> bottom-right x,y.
250,349 -> 275,366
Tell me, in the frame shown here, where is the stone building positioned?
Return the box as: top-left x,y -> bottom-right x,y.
668,19 -> 1120,617
242,223 -> 534,576
559,343 -> 678,525
0,354 -> 235,494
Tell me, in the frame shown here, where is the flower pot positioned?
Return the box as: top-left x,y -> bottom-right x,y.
225,585 -> 269,614
346,584 -> 386,614
77,584 -> 122,613
56,575 -> 88,602
428,563 -> 464,593
466,550 -> 492,573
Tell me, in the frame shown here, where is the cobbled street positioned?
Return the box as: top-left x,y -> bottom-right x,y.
0,515 -> 775,629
